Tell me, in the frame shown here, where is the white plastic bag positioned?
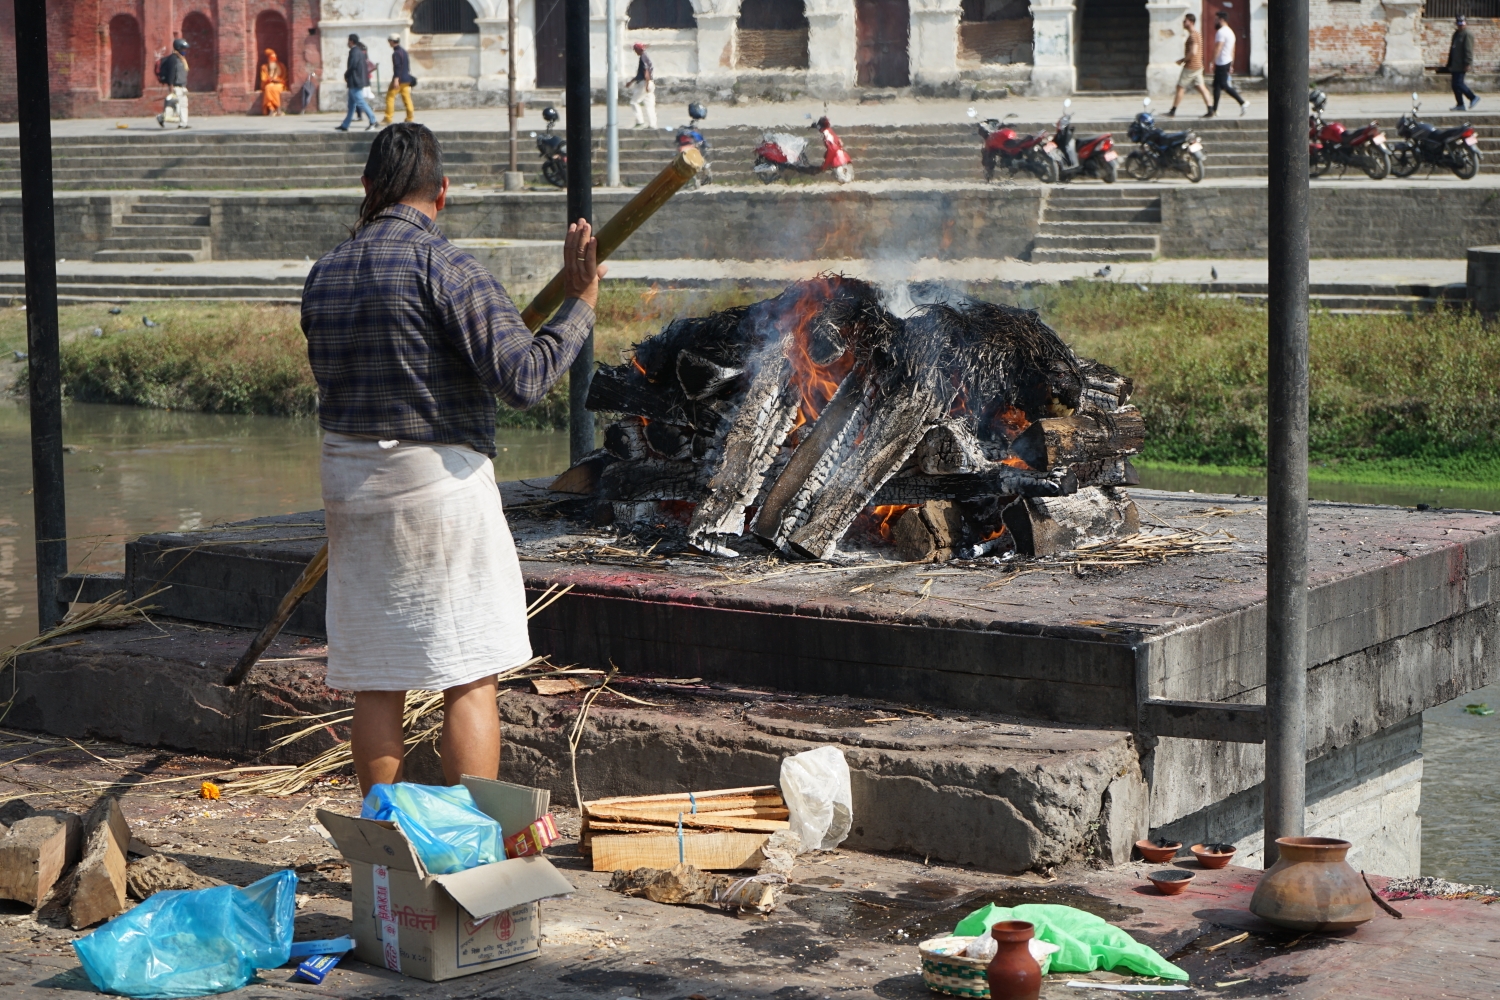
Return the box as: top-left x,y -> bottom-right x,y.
780,745 -> 852,853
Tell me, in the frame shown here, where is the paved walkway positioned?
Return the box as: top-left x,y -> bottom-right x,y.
8,91 -> 1489,138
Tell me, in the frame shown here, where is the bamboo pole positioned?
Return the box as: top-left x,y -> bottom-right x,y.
226,152 -> 701,685
520,145 -> 704,332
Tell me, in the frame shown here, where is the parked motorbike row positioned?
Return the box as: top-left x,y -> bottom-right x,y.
526,90 -> 1484,188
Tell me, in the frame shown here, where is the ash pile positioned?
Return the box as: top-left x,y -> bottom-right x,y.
554,276 -> 1145,562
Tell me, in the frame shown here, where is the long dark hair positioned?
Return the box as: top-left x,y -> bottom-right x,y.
356,123 -> 444,231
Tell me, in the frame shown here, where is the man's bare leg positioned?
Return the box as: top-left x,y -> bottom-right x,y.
353,690 -> 406,794
1195,81 -> 1214,112
441,675 -> 501,784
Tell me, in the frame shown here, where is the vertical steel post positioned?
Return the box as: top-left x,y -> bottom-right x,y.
508,0 -> 518,173
15,0 -> 67,630
565,0 -> 595,463
605,0 -> 621,187
1264,0 -> 1311,868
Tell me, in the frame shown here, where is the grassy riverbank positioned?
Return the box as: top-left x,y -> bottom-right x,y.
13,283 -> 1499,490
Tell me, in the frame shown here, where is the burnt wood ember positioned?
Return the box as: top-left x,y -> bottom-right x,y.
555,277 -> 1145,560
1003,487 -> 1141,557
892,502 -> 966,562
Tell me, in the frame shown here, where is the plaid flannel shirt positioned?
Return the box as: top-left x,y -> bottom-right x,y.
301,203 -> 593,457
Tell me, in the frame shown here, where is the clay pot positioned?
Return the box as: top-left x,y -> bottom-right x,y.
1249,837 -> 1376,932
1191,842 -> 1237,869
1147,869 -> 1195,896
985,920 -> 1042,1000
1136,839 -> 1182,863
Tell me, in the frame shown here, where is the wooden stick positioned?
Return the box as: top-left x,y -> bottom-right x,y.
223,543 -> 328,686
585,785 -> 780,808
1363,871 -> 1403,919
519,145 -> 705,331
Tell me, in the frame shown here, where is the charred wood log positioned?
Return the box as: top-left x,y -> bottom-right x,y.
892,502 -> 966,563
600,458 -> 706,502
550,449 -> 615,495
644,421 -> 693,460
604,419 -> 650,461
677,350 -> 744,400
1002,486 -> 1140,557
587,365 -> 687,425
871,468 -> 1070,505
914,421 -> 1017,475
1009,406 -> 1145,472
751,375 -> 864,545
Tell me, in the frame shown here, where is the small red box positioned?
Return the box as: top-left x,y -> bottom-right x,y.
505,813 -> 560,858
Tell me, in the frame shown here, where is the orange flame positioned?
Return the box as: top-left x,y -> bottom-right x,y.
870,504 -> 918,540
989,404 -> 1032,442
1000,454 -> 1031,470
631,356 -> 648,377
978,524 -> 1008,543
783,280 -> 854,427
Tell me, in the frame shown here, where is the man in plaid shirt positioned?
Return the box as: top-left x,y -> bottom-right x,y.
302,123 -> 604,792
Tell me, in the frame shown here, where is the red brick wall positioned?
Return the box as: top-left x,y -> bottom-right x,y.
1422,18 -> 1500,73
1308,0 -> 1388,76
0,0 -> 319,121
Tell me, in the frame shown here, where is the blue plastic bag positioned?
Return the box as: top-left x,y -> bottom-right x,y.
360,782 -> 505,875
73,869 -> 297,999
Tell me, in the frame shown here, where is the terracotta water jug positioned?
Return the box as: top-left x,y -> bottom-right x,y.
1249,836 -> 1375,932
984,920 -> 1042,1000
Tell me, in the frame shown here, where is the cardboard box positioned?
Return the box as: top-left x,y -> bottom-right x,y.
316,777 -> 574,982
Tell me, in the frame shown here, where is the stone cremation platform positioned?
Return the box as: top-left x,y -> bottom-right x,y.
16,486 -> 1497,877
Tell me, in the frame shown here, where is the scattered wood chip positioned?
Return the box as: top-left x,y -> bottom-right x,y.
1203,931 -> 1248,952
125,854 -> 224,901
531,677 -> 586,696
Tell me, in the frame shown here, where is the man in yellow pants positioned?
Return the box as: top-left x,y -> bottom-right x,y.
383,33 -> 415,124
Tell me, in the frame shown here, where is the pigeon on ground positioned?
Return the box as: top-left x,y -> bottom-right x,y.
142,316 -> 158,328
108,306 -> 122,314
1137,283 -> 1149,293
1211,266 -> 1219,280
92,327 -> 104,338
1095,265 -> 1112,278
12,350 -> 26,361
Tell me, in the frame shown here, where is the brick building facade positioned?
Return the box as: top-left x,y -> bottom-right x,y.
0,0 -> 1492,118
0,0 -> 322,121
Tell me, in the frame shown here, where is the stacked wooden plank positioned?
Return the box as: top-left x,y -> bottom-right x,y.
581,785 -> 789,872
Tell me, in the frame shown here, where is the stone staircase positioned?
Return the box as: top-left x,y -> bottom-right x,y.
92,196 -> 212,263
1217,281 -> 1469,315
1029,186 -> 1162,262
0,268 -> 306,304
1075,0 -> 1148,92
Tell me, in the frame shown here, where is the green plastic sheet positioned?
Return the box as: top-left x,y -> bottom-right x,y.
954,903 -> 1189,981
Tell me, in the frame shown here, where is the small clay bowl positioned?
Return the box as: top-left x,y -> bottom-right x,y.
1192,843 -> 1237,869
1147,870 -> 1195,896
1136,839 -> 1182,864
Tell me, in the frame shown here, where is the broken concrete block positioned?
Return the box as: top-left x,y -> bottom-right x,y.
125,854 -> 224,901
69,796 -> 132,929
0,811 -> 81,908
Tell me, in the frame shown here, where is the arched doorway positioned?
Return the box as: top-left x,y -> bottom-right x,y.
855,0 -> 908,87
255,10 -> 290,89
181,12 -> 217,92
108,14 -> 144,99
534,0 -> 566,88
736,0 -> 809,70
1075,0 -> 1146,91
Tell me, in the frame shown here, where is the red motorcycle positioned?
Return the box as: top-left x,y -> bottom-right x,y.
1308,90 -> 1390,180
1053,98 -> 1117,183
973,110 -> 1062,184
753,116 -> 853,184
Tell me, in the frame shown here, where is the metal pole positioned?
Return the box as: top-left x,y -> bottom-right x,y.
508,0 -> 518,173
565,0 -> 594,463
1263,0 -> 1310,869
605,0 -> 620,187
15,0 -> 67,630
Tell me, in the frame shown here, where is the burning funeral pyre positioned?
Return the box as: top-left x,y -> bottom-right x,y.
555,277 -> 1145,562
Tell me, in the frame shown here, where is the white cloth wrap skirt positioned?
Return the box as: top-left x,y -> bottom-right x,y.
320,431 -> 533,692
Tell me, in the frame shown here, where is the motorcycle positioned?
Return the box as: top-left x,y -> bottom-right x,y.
675,102 -> 712,187
530,105 -> 566,188
1053,98 -> 1118,184
972,109 -> 1062,184
1390,91 -> 1480,180
1124,98 -> 1206,183
753,115 -> 853,184
1307,90 -> 1390,180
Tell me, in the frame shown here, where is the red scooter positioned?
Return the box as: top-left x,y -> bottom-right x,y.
1053,98 -> 1118,183
753,116 -> 853,184
1308,90 -> 1390,180
973,110 -> 1062,184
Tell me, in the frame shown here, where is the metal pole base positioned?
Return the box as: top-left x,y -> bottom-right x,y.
503,171 -> 526,191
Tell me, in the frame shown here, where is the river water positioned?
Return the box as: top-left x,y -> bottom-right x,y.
0,400 -> 1495,881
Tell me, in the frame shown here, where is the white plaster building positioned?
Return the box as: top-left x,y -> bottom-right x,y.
317,0 -> 1449,106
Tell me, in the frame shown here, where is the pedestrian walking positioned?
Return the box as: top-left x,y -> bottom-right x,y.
1167,12 -> 1212,118
383,33 -> 416,124
629,42 -> 657,130
300,123 -> 605,792
260,49 -> 287,116
1447,15 -> 1479,111
155,38 -> 191,129
1209,11 -> 1248,118
337,33 -> 378,132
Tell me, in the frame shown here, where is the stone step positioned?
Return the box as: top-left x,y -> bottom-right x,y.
1029,246 -> 1158,262
90,249 -> 209,263
97,235 -> 211,251
1031,230 -> 1159,251
1036,219 -> 1162,236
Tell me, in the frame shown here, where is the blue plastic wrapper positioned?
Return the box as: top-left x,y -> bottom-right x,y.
73,870 -> 297,999
360,782 -> 506,875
